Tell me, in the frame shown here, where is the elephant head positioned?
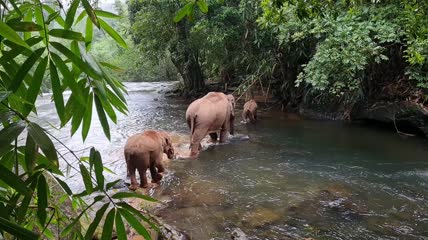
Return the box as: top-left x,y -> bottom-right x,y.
159,131 -> 175,159
226,94 -> 235,135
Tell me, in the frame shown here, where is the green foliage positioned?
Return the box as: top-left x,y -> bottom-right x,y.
0,0 -> 154,239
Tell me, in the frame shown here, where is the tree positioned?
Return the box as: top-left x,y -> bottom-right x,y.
0,0 -> 156,239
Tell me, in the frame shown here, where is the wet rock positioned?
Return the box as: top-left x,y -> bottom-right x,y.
231,228 -> 247,240
351,101 -> 428,137
154,98 -> 159,101
241,207 -> 281,228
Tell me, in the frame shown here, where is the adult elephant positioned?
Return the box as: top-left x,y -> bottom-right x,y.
185,92 -> 235,157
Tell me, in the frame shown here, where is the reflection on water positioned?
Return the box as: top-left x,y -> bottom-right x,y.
37,82 -> 428,239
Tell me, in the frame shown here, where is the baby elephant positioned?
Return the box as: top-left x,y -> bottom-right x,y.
242,99 -> 258,123
124,130 -> 174,190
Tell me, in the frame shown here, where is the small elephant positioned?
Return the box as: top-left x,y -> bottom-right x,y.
185,92 -> 235,157
124,130 -> 174,189
242,99 -> 258,123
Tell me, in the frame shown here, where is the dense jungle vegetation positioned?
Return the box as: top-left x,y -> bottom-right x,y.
128,0 -> 428,126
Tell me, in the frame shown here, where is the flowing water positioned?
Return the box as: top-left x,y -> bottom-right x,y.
37,82 -> 428,239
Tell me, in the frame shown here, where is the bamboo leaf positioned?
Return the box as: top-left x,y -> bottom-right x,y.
119,208 -> 152,240
46,11 -> 61,25
112,192 -> 157,202
91,148 -> 104,190
42,4 -> 65,27
196,0 -> 208,13
37,175 -> 48,226
0,22 -> 30,49
105,179 -> 121,190
27,122 -> 58,166
23,56 -> 48,116
94,10 -> 121,18
79,164 -> 93,194
84,202 -> 109,240
0,216 -> 39,240
49,60 -> 65,123
117,202 -> 159,232
82,92 -> 93,140
99,61 -> 124,72
49,29 -> 85,41
101,208 -> 115,240
76,10 -> 87,24
0,121 -> 26,148
65,0 -> 80,29
54,176 -> 73,195
50,52 -> 85,106
8,22 -> 43,32
115,211 -> 127,240
8,47 -> 45,92
0,164 -> 30,195
85,17 -> 93,49
98,18 -> 127,48
173,2 -> 193,23
50,41 -> 101,79
94,94 -> 110,139
81,0 -> 99,28
24,132 -> 37,174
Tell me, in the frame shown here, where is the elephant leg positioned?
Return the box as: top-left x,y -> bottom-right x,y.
220,128 -> 228,143
209,132 -> 218,143
137,165 -> 149,188
128,164 -> 138,190
190,128 -> 207,157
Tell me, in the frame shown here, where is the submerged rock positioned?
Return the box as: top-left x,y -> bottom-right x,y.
231,228 -> 247,240
241,207 -> 281,228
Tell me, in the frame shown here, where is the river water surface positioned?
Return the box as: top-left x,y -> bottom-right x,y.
37,82 -> 428,239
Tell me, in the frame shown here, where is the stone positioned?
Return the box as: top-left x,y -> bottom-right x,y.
241,207 -> 281,228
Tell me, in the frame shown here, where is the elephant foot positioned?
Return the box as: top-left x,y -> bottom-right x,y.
129,184 -> 139,191
140,183 -> 149,188
151,173 -> 163,183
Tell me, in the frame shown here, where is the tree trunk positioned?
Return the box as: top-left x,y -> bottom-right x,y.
170,20 -> 204,97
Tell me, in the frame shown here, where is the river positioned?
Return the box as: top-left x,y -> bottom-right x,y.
36,82 -> 428,239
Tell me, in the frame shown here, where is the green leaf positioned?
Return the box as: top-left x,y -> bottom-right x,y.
37,175 -> 48,226
0,216 -> 39,240
98,18 -> 127,48
97,90 -> 117,123
99,61 -> 124,72
46,11 -> 61,25
79,164 -> 93,194
81,0 -> 99,28
119,208 -> 152,240
49,29 -> 85,41
115,211 -> 127,240
24,132 -> 37,174
91,148 -> 104,190
50,53 -> 85,106
8,47 -> 45,92
94,94 -> 111,140
54,176 -> 73,195
82,92 -> 93,140
23,10 -> 33,40
85,17 -> 93,49
173,2 -> 193,23
106,179 -> 121,190
0,164 -> 30,195
50,42 -> 101,79
27,122 -> 59,166
117,202 -> 159,232
0,121 -> 26,148
0,22 -> 30,49
65,0 -> 80,29
76,10 -> 87,25
112,192 -> 157,202
8,22 -> 43,32
23,56 -> 48,116
196,0 -> 208,13
42,4 -> 65,27
101,208 -> 115,240
49,60 -> 65,123
84,202 -> 109,240
94,10 -> 121,18
34,6 -> 47,44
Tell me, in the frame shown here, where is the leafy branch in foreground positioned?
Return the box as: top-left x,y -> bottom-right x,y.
0,0 -> 155,239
